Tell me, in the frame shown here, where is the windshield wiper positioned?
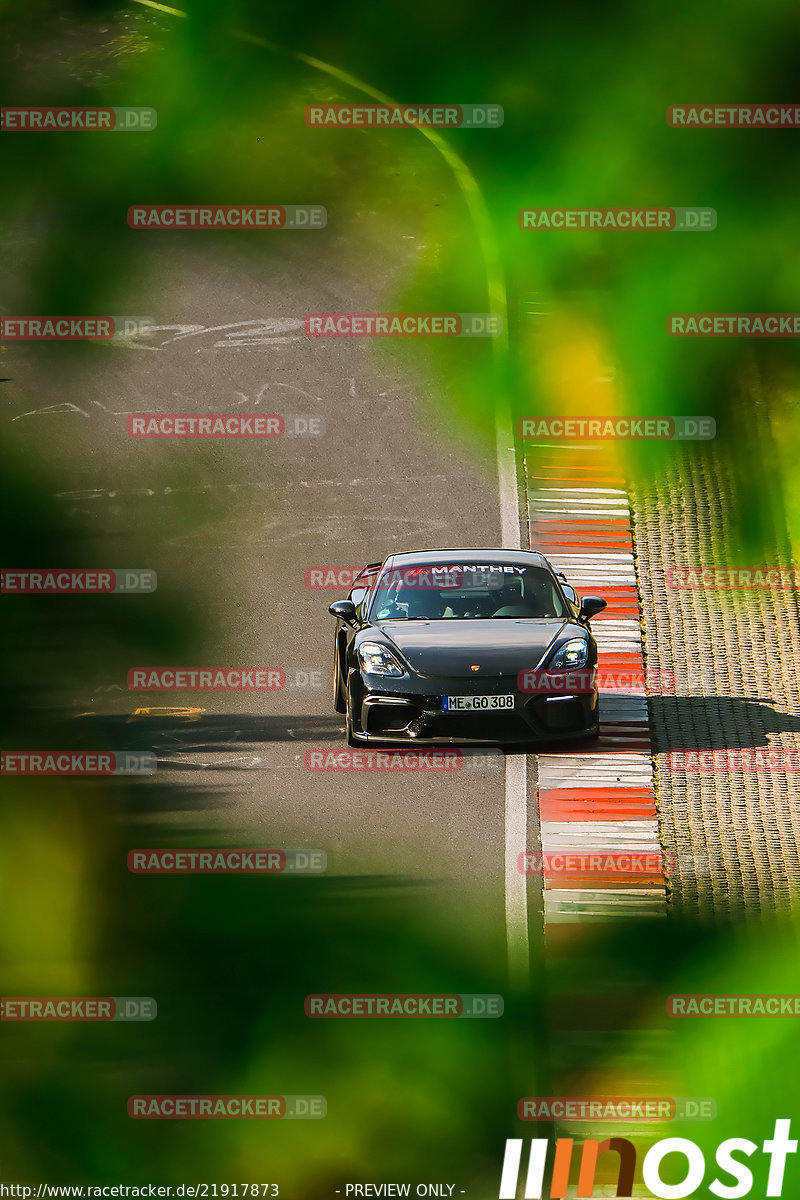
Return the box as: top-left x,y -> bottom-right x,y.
378,615 -> 434,621
490,613 -> 553,619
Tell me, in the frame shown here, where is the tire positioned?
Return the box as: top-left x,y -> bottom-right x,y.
333,637 -> 346,713
345,685 -> 360,747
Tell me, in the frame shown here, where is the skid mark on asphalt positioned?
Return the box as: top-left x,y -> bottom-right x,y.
157,753 -> 265,769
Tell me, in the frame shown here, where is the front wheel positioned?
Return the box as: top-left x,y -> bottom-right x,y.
345,684 -> 360,747
332,637 -> 346,713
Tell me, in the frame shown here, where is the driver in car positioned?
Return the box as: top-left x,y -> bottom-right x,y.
397,589 -> 454,619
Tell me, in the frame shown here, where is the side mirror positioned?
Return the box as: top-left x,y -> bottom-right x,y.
579,595 -> 607,621
329,599 -> 357,625
561,584 -> 578,606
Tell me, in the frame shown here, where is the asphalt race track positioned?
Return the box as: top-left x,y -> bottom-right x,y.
4,236 -> 525,940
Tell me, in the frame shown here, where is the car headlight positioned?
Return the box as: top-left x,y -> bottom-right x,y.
549,638 -> 588,669
358,641 -> 406,677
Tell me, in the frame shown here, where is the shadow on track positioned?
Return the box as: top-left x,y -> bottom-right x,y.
648,694 -> 800,752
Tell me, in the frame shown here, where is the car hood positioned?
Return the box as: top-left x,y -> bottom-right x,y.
375,618 -> 577,678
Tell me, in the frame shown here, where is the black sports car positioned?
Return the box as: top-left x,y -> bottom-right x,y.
329,549 -> 607,746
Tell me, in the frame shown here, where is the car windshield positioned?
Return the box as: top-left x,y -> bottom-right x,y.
368,563 -> 567,621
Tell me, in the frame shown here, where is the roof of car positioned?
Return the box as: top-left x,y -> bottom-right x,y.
382,548 -> 553,569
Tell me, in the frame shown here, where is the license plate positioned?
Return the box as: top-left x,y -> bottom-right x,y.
443,694 -> 515,711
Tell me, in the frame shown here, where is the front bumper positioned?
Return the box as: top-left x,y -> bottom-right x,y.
348,671 -> 599,746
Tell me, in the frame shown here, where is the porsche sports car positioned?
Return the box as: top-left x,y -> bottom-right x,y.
329,549 -> 607,746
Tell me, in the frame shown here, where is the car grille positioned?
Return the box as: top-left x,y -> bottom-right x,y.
422,712 -> 531,742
